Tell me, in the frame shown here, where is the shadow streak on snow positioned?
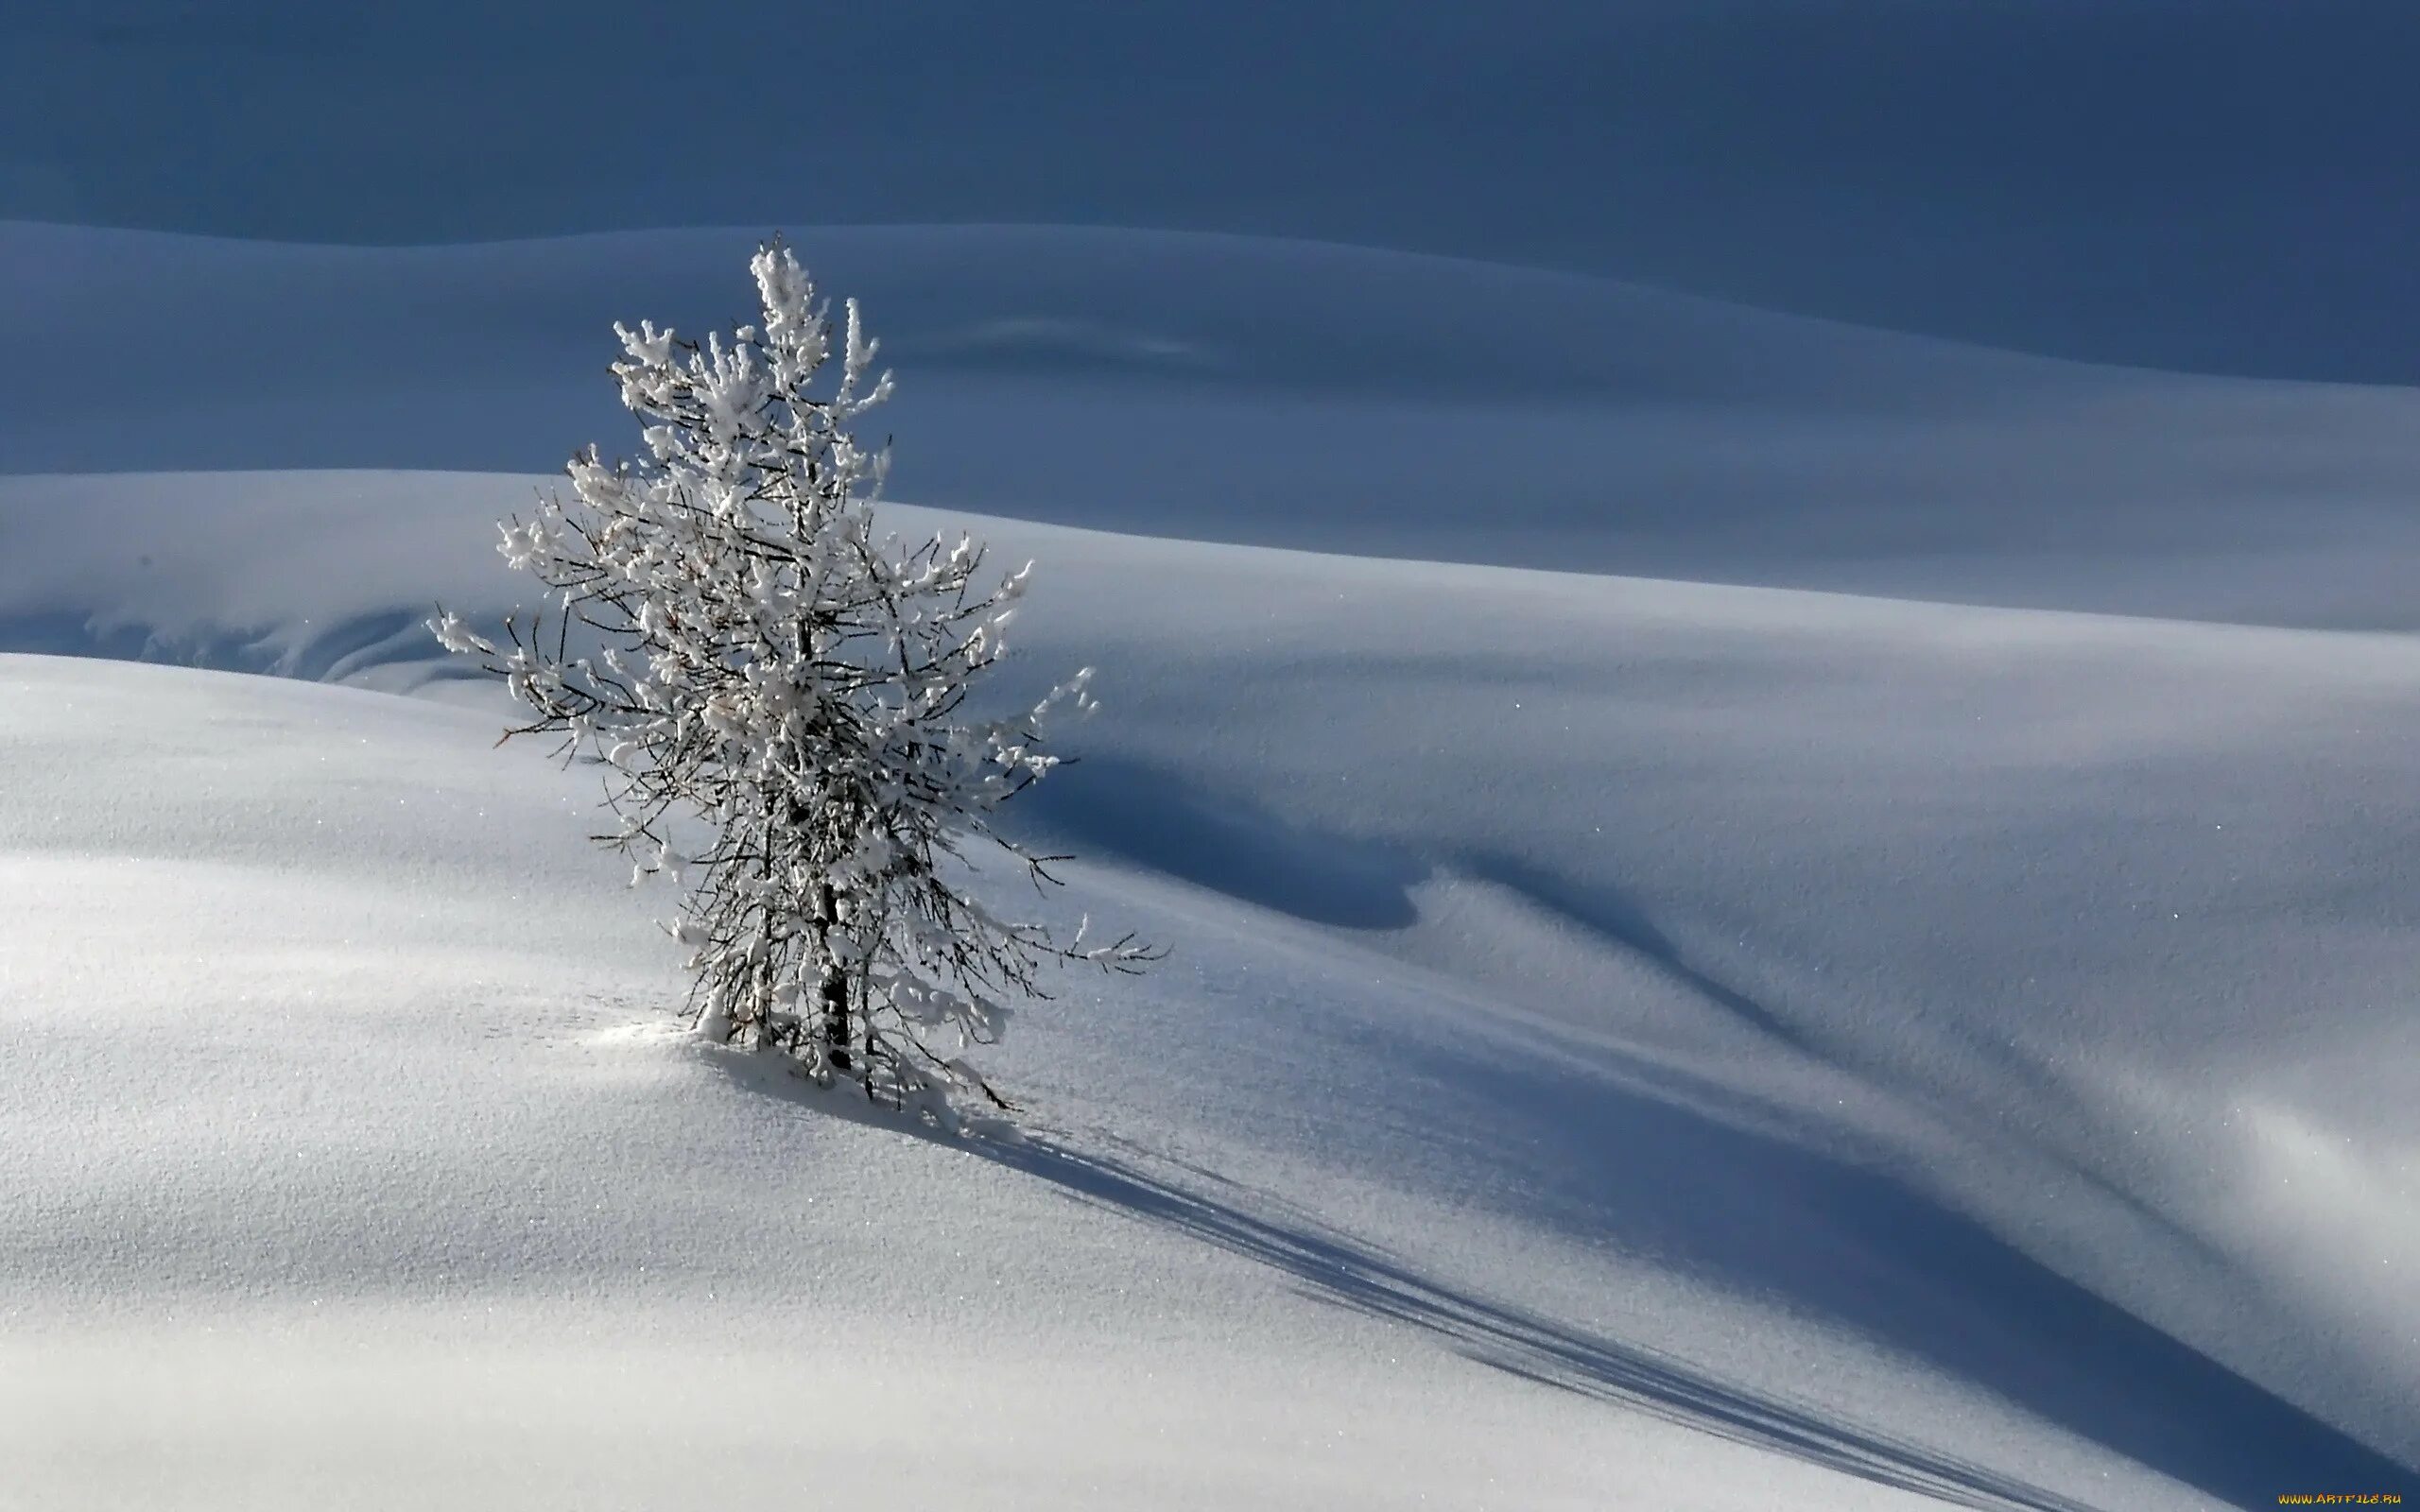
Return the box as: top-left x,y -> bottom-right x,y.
978,1133 -> 2411,1512
987,1138 -> 2093,1512
1011,754 -> 1426,928
703,1040 -> 2408,1509
1456,847 -> 1815,1051
1011,755 -> 1806,1047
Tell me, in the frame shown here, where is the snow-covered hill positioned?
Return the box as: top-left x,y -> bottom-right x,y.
9,222 -> 2420,627
0,654 -> 2120,1511
4,225 -> 2416,1508
7,501 -> 2418,1507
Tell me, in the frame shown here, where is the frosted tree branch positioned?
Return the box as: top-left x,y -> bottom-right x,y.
432,238 -> 1159,1129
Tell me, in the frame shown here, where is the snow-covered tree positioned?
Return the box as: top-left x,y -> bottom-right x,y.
432,239 -> 1155,1127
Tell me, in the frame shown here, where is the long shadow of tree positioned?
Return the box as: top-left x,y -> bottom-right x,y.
975,1132 -> 2408,1512
982,1137 -> 2095,1512
700,971 -> 2408,1512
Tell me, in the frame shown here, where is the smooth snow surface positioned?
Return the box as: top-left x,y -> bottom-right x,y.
0,656 -> 2096,1512
5,226 -> 2417,1509
9,222 -> 2420,627
8,524 -> 2418,1506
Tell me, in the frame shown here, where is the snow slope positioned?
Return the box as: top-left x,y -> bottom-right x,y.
6,494 -> 2418,1507
5,225 -> 2417,1507
9,222 -> 2420,627
0,654 -> 2151,1511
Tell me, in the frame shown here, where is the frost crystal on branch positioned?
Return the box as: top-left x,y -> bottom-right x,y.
433,239 -> 1156,1128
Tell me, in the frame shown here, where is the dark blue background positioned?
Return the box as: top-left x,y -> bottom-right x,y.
5,1 -> 2416,379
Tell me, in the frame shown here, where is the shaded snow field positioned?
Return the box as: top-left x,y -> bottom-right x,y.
9,220 -> 2420,627
3,225 -> 2416,1509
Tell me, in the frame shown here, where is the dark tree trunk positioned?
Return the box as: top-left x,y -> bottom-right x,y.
819,960 -> 852,1073
812,880 -> 851,1073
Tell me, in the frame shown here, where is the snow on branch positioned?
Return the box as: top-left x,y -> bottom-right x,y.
432,239 -> 1158,1129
